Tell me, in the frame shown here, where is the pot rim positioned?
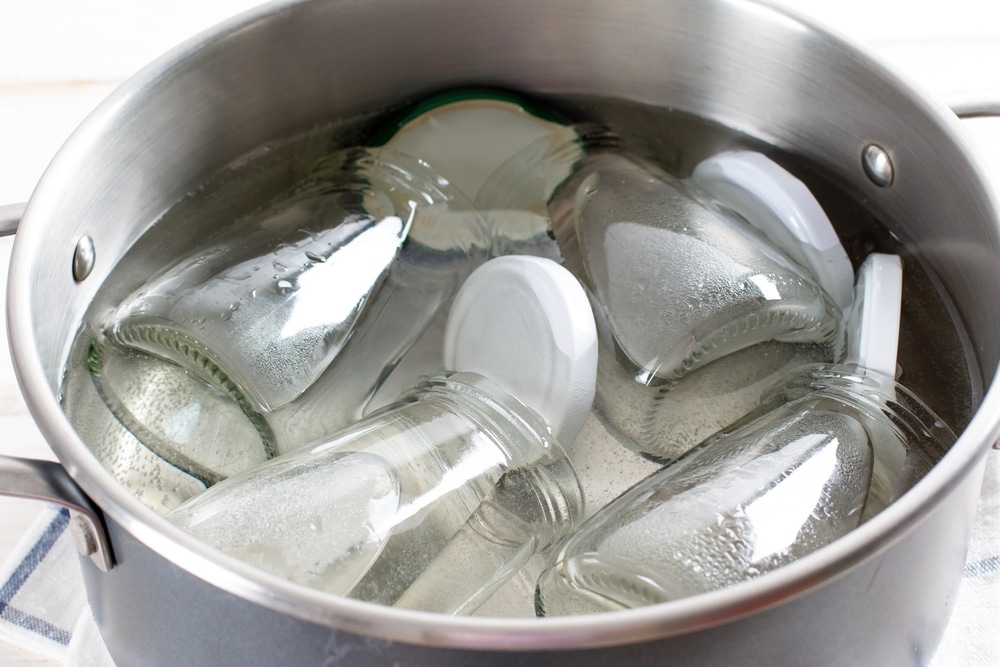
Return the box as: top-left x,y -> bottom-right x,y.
8,0 -> 1000,651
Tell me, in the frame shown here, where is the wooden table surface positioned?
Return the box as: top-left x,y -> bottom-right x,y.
1,1 -> 999,664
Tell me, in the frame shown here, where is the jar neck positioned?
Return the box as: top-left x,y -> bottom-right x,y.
759,363 -> 956,455
310,146 -> 492,257
469,456 -> 584,550
403,370 -> 585,548
537,124 -> 621,204
399,370 -> 565,469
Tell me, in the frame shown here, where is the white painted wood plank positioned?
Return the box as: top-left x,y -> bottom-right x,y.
0,1 -> 267,84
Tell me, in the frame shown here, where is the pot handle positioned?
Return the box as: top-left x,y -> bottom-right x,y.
0,456 -> 114,572
946,93 -> 1000,119
0,203 -> 24,237
0,204 -> 115,572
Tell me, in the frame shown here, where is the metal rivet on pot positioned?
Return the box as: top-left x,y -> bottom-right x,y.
862,144 -> 894,187
69,514 -> 98,557
73,235 -> 95,282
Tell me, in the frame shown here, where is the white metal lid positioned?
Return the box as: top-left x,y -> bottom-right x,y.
444,255 -> 598,445
691,150 -> 854,311
384,97 -> 575,202
845,252 -> 903,377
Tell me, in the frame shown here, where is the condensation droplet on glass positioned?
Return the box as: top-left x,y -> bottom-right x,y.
305,250 -> 326,263
276,280 -> 295,295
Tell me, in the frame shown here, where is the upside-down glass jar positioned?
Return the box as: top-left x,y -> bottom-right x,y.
534,362 -> 955,616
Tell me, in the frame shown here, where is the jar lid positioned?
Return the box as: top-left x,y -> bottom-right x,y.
444,255 -> 598,445
846,252 -> 903,377
690,150 -> 854,311
377,90 -> 576,202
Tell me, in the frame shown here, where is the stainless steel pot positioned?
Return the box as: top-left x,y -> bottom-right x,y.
2,0 -> 1000,664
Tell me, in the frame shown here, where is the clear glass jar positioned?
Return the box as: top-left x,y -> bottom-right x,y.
478,131 -> 846,463
534,364 -> 954,616
166,371 -> 583,613
96,147 -> 491,483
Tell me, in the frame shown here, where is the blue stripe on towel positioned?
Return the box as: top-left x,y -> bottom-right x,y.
0,507 -> 72,646
964,554 -> 1000,579
0,604 -> 72,645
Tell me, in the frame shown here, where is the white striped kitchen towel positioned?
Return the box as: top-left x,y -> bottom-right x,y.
0,506 -> 80,659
